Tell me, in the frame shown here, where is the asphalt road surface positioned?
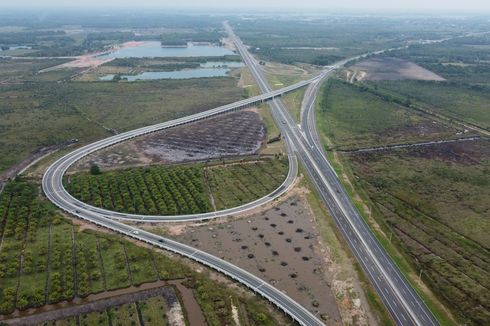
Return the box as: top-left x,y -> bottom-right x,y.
224,22 -> 438,326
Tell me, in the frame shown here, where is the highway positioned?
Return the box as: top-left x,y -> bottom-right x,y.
42,76 -> 323,222
42,51 -> 325,324
41,21 -> 441,326
224,22 -> 438,326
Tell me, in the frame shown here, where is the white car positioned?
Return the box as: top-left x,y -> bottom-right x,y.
132,230 -> 139,235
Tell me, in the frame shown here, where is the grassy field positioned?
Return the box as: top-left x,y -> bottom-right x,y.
370,80 -> 490,131
0,178 -> 290,325
317,71 -> 490,324
232,17 -> 478,65
0,77 -> 243,176
344,141 -> 490,325
206,157 -> 289,210
0,58 -> 73,82
317,79 -> 458,150
280,88 -> 305,123
65,157 -> 288,214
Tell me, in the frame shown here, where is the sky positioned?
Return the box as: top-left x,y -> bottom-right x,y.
2,0 -> 490,13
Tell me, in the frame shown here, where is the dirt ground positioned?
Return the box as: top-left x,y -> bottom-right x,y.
349,57 -> 446,81
38,41 -> 146,73
153,194 -> 373,324
72,109 -> 266,171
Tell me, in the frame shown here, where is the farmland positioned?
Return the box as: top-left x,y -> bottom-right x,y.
0,178 -> 290,325
317,79 -> 459,150
66,157 -> 288,215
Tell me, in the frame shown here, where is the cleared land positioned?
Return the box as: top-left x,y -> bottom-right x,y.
344,140 -> 490,325
0,178 -> 290,325
156,192 -> 376,325
73,110 -> 266,170
388,35 -> 490,85
317,79 -> 460,150
349,57 -> 445,81
66,157 -> 288,215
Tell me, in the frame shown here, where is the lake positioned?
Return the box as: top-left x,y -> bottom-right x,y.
99,67 -> 233,81
99,41 -> 235,58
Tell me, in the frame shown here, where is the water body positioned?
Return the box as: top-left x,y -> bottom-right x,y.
100,68 -> 232,81
99,61 -> 244,81
0,45 -> 32,51
99,41 -> 235,58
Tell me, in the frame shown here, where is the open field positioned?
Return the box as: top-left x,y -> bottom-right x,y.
0,58 -> 74,83
317,79 -> 460,150
387,35 -> 490,85
232,17 -> 481,65
369,80 -> 490,131
73,110 -> 265,170
343,139 -> 490,325
0,178 -> 291,325
66,157 -> 288,215
349,57 -> 446,81
0,77 -> 243,178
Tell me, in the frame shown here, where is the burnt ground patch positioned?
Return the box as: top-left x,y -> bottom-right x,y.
73,109 -> 266,171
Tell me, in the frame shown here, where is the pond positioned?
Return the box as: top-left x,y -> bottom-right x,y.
99,67 -> 234,81
99,41 -> 235,58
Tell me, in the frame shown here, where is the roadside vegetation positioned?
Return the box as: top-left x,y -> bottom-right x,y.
65,157 -> 288,215
344,142 -> 490,325
0,178 -> 289,325
366,80 -> 490,131
317,79 -> 459,150
317,72 -> 490,324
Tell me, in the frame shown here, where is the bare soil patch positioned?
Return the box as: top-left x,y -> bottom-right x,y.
72,110 -> 266,171
351,57 -> 446,81
170,196 -> 343,324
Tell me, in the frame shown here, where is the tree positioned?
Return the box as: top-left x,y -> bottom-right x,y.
90,165 -> 101,175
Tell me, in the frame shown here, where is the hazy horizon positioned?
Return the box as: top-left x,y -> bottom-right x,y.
2,0 -> 490,14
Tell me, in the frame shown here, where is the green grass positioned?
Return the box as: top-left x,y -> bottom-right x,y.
317,79 -> 457,150
108,303 -> 139,326
80,310 -> 110,326
372,80 -> 490,130
138,296 -> 168,326
125,244 -> 159,285
97,237 -> 131,290
280,88 -> 305,123
206,157 -> 289,210
0,77 -> 242,176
